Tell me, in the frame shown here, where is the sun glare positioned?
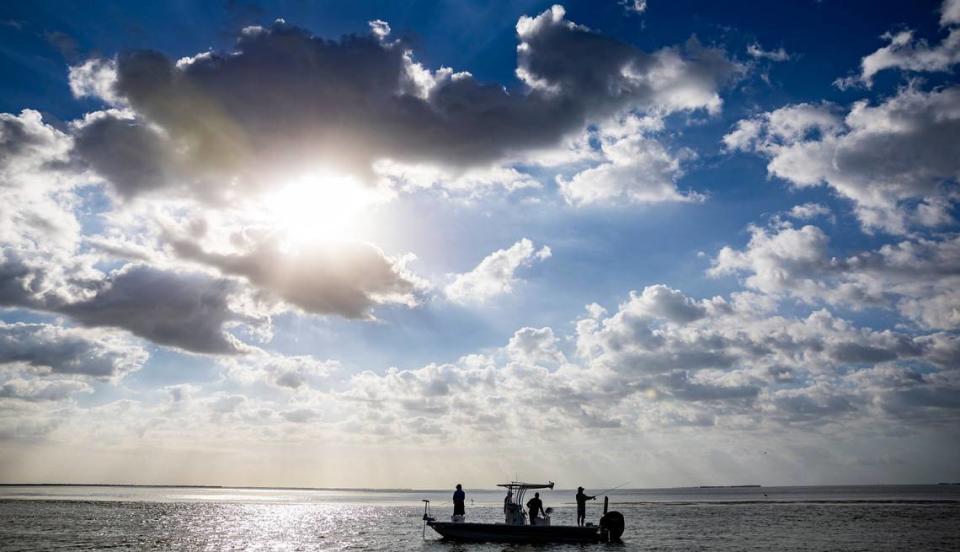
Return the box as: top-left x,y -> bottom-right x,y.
263,170 -> 378,244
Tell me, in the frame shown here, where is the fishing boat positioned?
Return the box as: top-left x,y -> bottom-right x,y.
422,481 -> 625,543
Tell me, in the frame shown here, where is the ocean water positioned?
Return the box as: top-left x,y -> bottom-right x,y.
1,485 -> 958,551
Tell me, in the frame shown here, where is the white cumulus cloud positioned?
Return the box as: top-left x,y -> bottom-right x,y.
445,239 -> 551,304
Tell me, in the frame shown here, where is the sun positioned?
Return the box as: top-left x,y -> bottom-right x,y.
263,170 -> 379,244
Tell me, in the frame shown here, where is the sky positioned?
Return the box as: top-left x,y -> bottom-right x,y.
0,0 -> 958,489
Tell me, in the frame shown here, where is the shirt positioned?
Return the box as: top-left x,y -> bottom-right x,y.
526,497 -> 543,516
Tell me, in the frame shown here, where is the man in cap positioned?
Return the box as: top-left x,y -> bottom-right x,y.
575,486 -> 596,527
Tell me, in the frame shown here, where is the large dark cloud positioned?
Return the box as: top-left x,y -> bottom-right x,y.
0,252 -> 44,308
0,321 -> 146,379
71,114 -> 176,198
0,253 -> 258,355
70,6 -> 736,200
0,113 -> 48,166
60,265 -> 256,354
171,237 -> 418,318
0,107 -> 417,352
0,110 -> 256,355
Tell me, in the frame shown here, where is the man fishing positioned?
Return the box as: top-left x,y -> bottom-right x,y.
575,486 -> 596,527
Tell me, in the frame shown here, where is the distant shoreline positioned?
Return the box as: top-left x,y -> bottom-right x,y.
1,483 -> 956,492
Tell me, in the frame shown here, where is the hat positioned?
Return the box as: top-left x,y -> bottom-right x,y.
578,486 -> 584,491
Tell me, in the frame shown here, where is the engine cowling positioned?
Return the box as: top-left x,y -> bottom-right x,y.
599,510 -> 625,542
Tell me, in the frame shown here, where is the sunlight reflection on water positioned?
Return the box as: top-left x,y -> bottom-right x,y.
1,487 -> 958,551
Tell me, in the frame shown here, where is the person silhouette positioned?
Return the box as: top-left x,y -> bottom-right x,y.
575,486 -> 596,526
526,492 -> 545,525
452,484 -> 465,519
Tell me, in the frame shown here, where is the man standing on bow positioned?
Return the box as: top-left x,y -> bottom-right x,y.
452,484 -> 465,519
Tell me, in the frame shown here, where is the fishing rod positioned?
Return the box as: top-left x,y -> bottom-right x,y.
558,482 -> 630,504
591,482 -> 629,497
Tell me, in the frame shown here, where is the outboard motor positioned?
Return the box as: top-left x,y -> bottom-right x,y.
599,511 -> 625,542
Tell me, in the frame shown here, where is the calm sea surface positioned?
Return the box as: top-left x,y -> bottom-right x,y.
1,485 -> 958,551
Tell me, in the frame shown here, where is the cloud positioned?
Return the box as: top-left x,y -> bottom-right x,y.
0,110 -> 107,312
0,110 -> 70,170
332,284 -> 960,441
172,237 -> 421,319
724,86 -> 960,234
507,326 -> 565,366
344,358 -> 498,421
558,114 -> 703,205
165,383 -> 198,404
621,0 -> 647,14
0,107 -> 424,354
5,280 -> 956,465
0,378 -> 92,402
209,394 -> 246,414
66,7 -> 736,201
838,29 -> 960,89
71,110 -> 179,199
766,382 -> 857,422
68,59 -> 121,104
628,284 -> 711,323
373,161 -> 540,198
0,110 -> 80,255
747,43 -> 791,62
516,7 -> 735,115
61,264 -> 260,354
786,203 -> 832,221
574,286 -> 735,376
709,222 -> 960,330
445,239 -> 551,304
945,0 -> 960,26
0,110 -> 284,355
281,408 -> 319,423
572,287 -> 958,423
0,322 -> 147,379
709,224 -> 833,298
368,19 -> 391,41
836,1 -> 960,88
218,349 -> 340,390
0,7 -> 739,360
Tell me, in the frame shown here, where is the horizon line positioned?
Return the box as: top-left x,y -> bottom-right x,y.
1,482 -> 956,492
